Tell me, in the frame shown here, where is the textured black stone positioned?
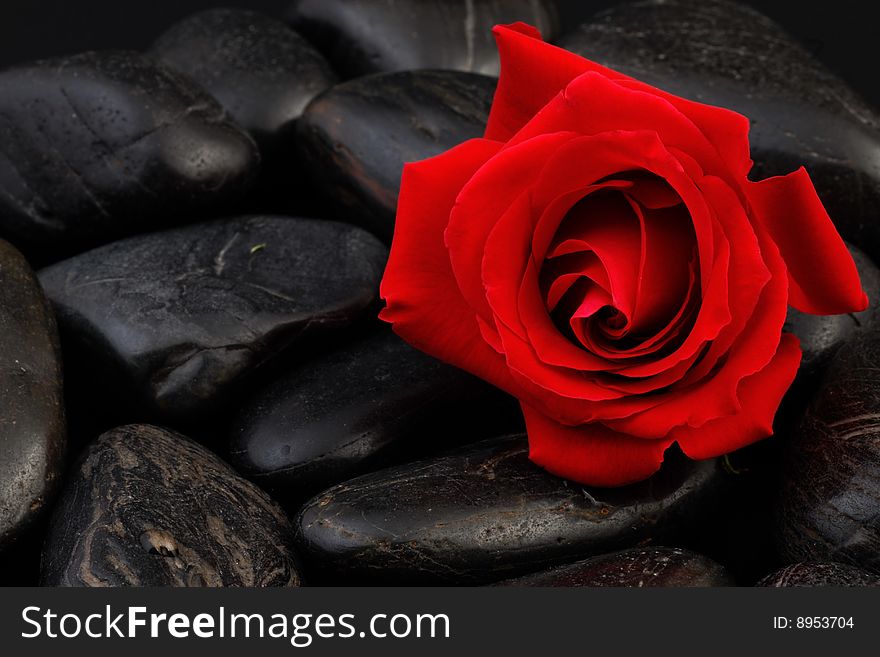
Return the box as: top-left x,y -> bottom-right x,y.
297,70 -> 496,241
41,424 -> 301,586
777,331 -> 880,574
0,240 -> 65,551
783,243 -> 880,381
557,0 -> 880,261
152,8 -> 335,158
229,328 -> 514,500
499,547 -> 733,587
758,562 -> 879,587
295,436 -> 724,584
39,216 -> 387,421
0,51 -> 259,258
287,0 -> 558,78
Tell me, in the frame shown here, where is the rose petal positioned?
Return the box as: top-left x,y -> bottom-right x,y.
522,403 -> 673,487
747,167 -> 868,315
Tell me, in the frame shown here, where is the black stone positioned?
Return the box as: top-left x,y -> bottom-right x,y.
287,0 -> 558,78
499,547 -> 733,587
783,243 -> 880,382
557,0 -> 880,261
0,240 -> 65,550
0,51 -> 259,259
297,70 -> 496,241
39,216 -> 387,422
758,562 -> 879,587
295,436 -> 724,584
776,331 -> 880,574
229,328 -> 518,501
41,424 -> 301,586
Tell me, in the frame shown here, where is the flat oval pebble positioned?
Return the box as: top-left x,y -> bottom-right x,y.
41,424 -> 301,587
229,328 -> 514,501
499,547 -> 733,587
297,70 -> 496,241
152,8 -> 335,154
39,216 -> 387,420
287,0 -> 558,77
758,562 -> 879,587
777,331 -> 880,573
557,0 -> 880,260
295,436 -> 724,584
0,240 -> 65,550
0,51 -> 259,257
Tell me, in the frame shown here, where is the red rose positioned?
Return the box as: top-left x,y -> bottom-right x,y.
379,23 -> 868,486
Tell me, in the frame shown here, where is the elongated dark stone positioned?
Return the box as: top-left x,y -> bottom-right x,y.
287,0 -> 558,78
499,547 -> 733,587
0,51 -> 259,258
776,331 -> 880,573
297,70 -> 496,241
557,0 -> 880,260
39,216 -> 387,421
0,239 -> 65,551
758,562 -> 879,587
41,424 -> 301,587
295,436 -> 724,584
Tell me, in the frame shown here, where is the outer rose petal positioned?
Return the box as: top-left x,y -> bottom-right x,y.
522,404 -> 673,487
747,167 -> 868,315
486,23 -> 752,177
380,138 -> 518,395
671,333 -> 802,458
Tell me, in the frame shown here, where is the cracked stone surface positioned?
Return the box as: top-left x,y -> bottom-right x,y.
758,562 -> 880,587
498,547 -> 733,587
297,69 -> 497,242
558,0 -> 880,262
0,239 -> 65,550
41,424 -> 301,586
777,330 -> 880,574
38,215 -> 387,421
286,0 -> 558,78
229,327 -> 517,502
0,50 -> 259,259
294,435 -> 725,584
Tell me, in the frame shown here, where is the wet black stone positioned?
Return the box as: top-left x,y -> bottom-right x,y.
39,216 -> 387,422
0,51 -> 259,259
777,331 -> 880,574
783,243 -> 880,383
297,70 -> 496,241
758,562 -> 879,587
0,240 -> 65,551
287,0 -> 558,78
152,9 -> 335,153
229,328 -> 517,501
557,0 -> 880,261
295,436 -> 724,584
41,424 -> 301,586
499,547 -> 733,587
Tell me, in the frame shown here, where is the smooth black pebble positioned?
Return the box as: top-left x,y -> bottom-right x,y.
0,240 -> 65,551
229,328 -> 518,501
287,0 -> 558,77
0,51 -> 259,258
297,70 -> 496,241
499,547 -> 733,587
41,424 -> 301,586
758,562 -> 879,587
776,331 -> 880,573
295,436 -> 724,584
39,216 -> 387,422
557,0 -> 880,261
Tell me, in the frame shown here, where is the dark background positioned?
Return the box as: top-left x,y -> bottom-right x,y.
0,1 -> 878,108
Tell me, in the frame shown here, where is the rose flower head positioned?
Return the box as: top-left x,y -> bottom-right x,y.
379,23 -> 868,486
